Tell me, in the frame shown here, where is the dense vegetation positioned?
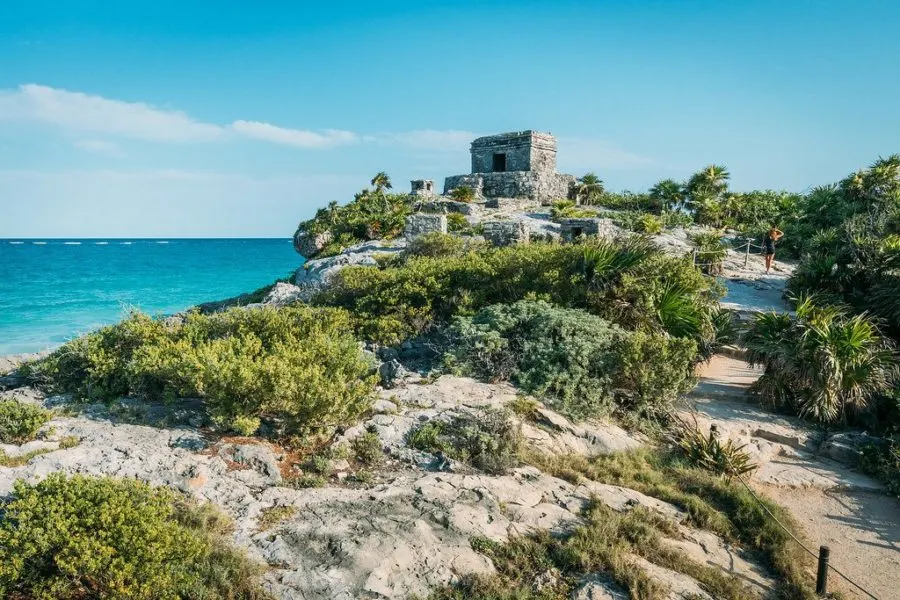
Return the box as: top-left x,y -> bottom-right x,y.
295,172 -> 415,257
0,474 -> 268,599
445,300 -> 696,424
23,306 -> 376,437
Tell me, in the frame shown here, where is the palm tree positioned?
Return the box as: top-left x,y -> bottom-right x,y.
649,179 -> 685,212
371,171 -> 392,194
572,173 -> 605,205
744,297 -> 897,423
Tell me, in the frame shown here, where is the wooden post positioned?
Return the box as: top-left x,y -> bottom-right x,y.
744,241 -> 751,268
692,248 -> 698,267
816,545 -> 830,595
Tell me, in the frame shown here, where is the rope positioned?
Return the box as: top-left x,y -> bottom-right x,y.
712,429 -> 882,600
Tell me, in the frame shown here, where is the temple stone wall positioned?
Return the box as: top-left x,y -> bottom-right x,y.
404,214 -> 447,239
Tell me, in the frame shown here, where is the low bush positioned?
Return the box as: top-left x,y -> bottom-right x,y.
446,212 -> 471,233
407,409 -> 522,474
858,436 -> 900,497
690,231 -> 728,275
450,186 -> 476,202
445,300 -> 696,425
351,428 -> 384,465
550,199 -> 596,220
0,474 -> 268,600
0,400 -> 50,443
403,231 -> 470,260
26,306 -> 377,437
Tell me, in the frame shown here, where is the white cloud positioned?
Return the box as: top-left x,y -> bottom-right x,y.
377,129 -> 478,152
230,120 -> 358,148
73,139 -> 121,155
0,84 -> 224,142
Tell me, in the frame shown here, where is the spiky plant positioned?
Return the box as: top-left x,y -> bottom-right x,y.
678,427 -> 758,483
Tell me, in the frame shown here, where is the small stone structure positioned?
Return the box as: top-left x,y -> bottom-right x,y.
482,220 -> 530,247
559,218 -> 617,242
404,213 -> 447,239
444,131 -> 576,205
416,200 -> 480,216
410,179 -> 435,198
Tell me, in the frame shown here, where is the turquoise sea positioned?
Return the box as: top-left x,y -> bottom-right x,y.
0,239 -> 302,355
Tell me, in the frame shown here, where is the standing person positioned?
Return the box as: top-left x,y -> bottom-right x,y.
764,225 -> 784,273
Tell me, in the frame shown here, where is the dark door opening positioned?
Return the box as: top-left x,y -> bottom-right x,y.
492,153 -> 507,172
571,227 -> 584,238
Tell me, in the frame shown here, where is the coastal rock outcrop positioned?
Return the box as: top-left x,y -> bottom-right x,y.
293,229 -> 332,259
293,239 -> 405,300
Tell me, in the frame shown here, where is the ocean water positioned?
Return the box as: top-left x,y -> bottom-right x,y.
0,239 -> 302,355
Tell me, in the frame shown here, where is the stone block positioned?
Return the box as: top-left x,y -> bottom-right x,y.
482,220 -> 529,247
559,218 -> 617,242
404,213 -> 447,239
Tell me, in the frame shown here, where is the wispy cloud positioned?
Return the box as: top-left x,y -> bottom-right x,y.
376,129 -> 478,152
231,120 -> 357,148
73,139 -> 122,155
0,84 -> 224,142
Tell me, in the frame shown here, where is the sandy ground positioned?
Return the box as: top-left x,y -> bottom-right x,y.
693,355 -> 900,599
763,486 -> 899,599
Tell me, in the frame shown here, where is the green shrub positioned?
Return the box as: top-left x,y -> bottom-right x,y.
27,306 -> 377,437
403,231 -> 469,260
314,239 -> 721,349
445,300 -> 696,424
0,400 -> 51,443
550,199 -> 595,220
351,429 -> 384,465
450,186 -> 476,202
446,212 -> 471,233
0,474 -> 267,600
690,231 -> 727,275
858,436 -> 900,497
407,409 -> 522,474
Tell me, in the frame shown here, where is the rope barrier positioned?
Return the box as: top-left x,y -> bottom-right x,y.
707,424 -> 882,600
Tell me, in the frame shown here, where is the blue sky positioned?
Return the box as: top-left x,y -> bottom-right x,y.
1,0 -> 898,237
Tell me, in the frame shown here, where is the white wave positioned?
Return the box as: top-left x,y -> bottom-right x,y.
156,240 -> 170,244
9,241 -> 24,245
32,241 -> 47,245
120,241 -> 133,245
63,241 -> 82,245
95,241 -> 109,245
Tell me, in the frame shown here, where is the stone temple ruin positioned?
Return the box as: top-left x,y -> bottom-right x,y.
442,131 -> 575,205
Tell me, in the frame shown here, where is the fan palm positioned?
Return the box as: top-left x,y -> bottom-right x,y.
572,173 -> 605,205
649,179 -> 685,212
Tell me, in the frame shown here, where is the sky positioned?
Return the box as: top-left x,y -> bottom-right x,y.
1,0 -> 898,238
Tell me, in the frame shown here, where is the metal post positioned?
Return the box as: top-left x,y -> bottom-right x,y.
816,545 -> 830,595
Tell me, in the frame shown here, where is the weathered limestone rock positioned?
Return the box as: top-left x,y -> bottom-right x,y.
261,282 -> 304,307
404,213 -> 447,239
292,229 -> 332,258
482,220 -> 530,246
559,218 -> 618,242
293,239 -> 405,300
572,574 -> 629,600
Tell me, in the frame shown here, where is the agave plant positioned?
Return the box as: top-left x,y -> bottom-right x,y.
678,426 -> 757,483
